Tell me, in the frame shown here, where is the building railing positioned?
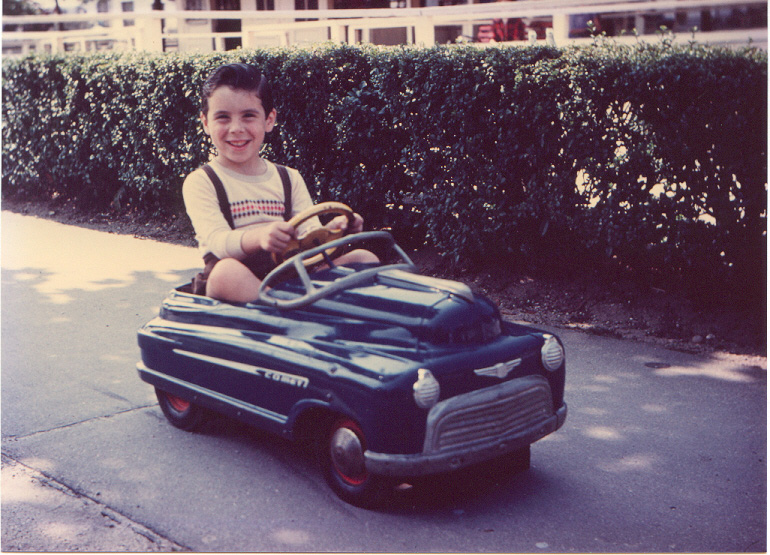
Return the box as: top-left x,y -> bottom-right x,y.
3,0 -> 767,55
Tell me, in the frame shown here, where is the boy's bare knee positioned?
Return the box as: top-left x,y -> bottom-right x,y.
206,258 -> 261,303
343,249 -> 379,265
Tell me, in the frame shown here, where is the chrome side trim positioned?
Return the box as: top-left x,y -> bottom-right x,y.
137,362 -> 288,425
173,349 -> 310,389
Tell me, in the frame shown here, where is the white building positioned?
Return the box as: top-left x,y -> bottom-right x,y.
2,0 -> 767,56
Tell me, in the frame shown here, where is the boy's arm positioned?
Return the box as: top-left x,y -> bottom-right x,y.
240,221 -> 294,254
327,213 -> 364,234
182,169 -> 249,260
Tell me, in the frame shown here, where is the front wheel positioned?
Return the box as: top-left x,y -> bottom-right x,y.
155,388 -> 209,431
320,417 -> 392,508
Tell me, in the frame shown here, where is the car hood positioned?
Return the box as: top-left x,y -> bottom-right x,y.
156,268 -> 546,373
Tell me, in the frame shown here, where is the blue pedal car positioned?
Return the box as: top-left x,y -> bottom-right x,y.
137,203 -> 567,507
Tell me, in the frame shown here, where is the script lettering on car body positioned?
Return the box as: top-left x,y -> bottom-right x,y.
260,368 -> 310,389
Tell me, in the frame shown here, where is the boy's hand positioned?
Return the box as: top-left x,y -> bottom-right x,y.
327,213 -> 364,234
243,221 -> 295,254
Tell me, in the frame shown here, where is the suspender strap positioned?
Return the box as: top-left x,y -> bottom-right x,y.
202,164 -> 234,229
276,164 -> 292,220
201,163 -> 293,229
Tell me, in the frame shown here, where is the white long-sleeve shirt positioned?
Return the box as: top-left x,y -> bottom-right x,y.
183,158 -> 319,260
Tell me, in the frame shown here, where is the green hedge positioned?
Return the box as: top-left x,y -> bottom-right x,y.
2,41 -> 766,303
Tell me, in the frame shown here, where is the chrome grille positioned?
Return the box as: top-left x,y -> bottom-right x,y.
423,376 -> 554,454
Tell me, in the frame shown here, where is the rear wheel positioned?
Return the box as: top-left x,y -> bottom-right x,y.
321,417 -> 392,508
155,388 -> 209,431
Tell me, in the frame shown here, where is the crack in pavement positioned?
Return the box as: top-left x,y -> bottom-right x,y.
2,403 -> 157,443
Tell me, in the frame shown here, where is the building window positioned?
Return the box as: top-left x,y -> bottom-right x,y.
122,1 -> 135,26
213,0 -> 241,50
333,0 -> 388,9
95,0 -> 109,28
295,0 -> 317,20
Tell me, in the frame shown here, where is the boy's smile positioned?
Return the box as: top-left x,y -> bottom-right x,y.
201,86 -> 276,175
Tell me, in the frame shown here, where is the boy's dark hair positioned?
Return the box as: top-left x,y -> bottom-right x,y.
200,63 -> 274,115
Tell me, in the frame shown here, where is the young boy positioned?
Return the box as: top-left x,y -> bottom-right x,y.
183,63 -> 378,303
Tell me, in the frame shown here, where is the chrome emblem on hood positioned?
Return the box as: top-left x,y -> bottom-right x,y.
474,358 -> 522,379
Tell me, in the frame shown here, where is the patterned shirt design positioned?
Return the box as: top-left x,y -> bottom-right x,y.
231,199 -> 286,222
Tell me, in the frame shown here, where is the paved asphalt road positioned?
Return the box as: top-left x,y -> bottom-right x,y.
1,211 -> 766,552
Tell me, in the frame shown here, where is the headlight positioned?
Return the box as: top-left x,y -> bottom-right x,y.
413,368 -> 440,409
541,334 -> 564,371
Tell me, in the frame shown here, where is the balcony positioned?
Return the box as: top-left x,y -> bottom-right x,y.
2,0 -> 767,56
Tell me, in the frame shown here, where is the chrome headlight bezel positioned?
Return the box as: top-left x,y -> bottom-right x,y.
541,334 -> 565,371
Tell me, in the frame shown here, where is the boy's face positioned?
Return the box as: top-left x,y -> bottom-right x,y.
200,86 -> 277,175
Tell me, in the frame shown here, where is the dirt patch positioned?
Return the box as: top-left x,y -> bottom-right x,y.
414,246 -> 765,357
3,197 -> 765,357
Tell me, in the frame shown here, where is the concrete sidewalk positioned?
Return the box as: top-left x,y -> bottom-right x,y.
2,455 -> 185,551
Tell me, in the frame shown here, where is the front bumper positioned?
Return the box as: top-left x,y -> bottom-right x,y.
365,375 -> 567,477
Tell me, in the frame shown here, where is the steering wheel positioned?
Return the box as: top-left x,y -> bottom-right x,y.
272,202 -> 356,268
258,231 -> 418,309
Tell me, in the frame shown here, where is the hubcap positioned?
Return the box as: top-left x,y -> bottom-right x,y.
330,426 -> 366,484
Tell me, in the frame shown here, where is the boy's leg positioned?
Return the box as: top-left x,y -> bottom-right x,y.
334,249 -> 379,266
206,258 -> 262,303
206,250 -> 378,303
